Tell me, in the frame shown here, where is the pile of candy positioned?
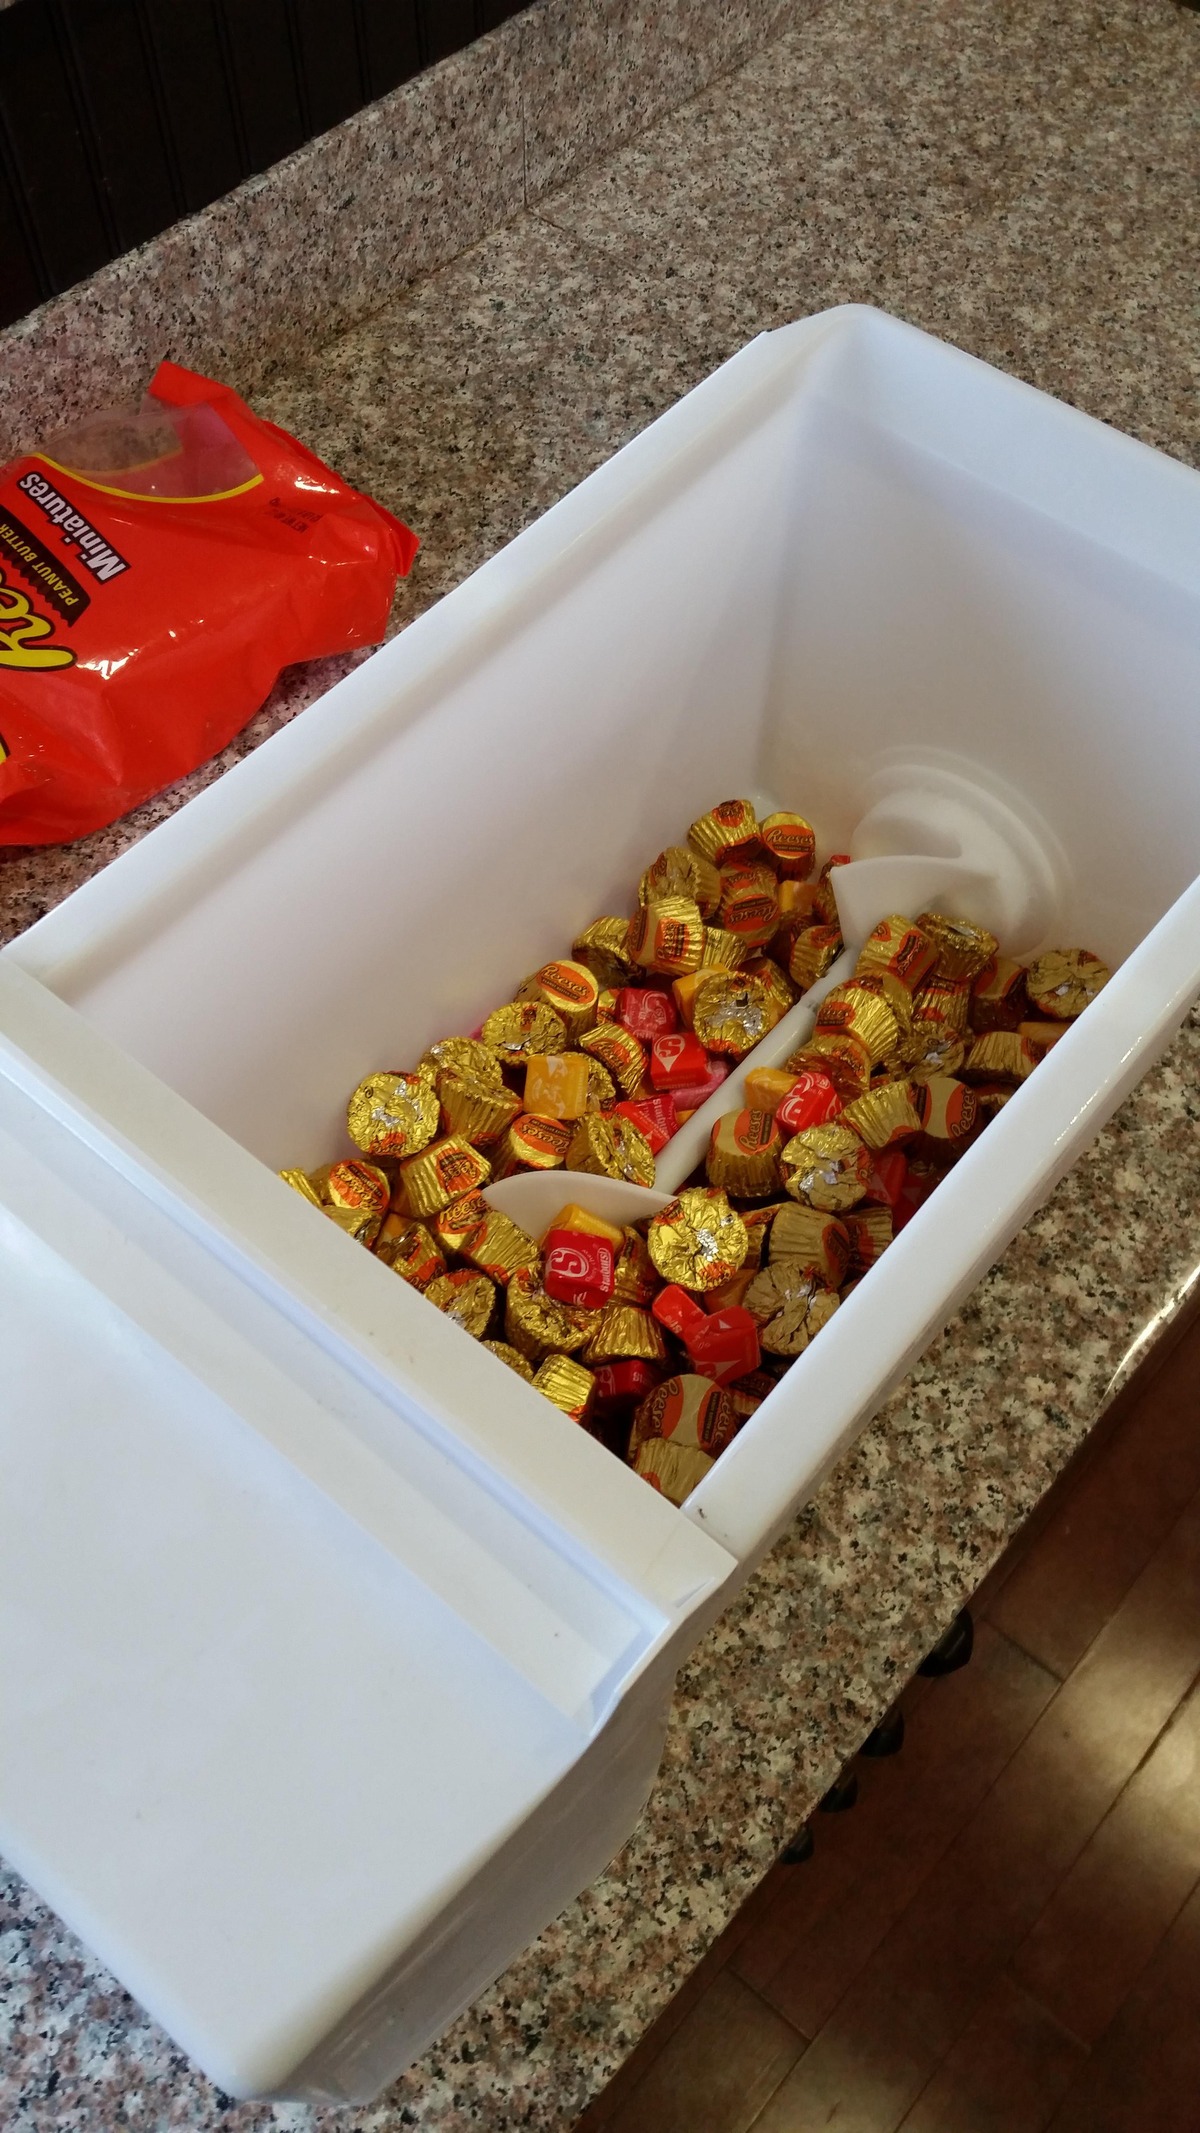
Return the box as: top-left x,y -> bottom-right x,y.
280,798 -> 1110,1504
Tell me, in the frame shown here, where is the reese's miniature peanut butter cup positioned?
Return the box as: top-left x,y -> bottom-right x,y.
438,1072 -> 522,1146
743,955 -> 797,1020
579,1021 -> 647,1097
780,1122 -> 873,1213
494,1112 -> 574,1175
854,914 -> 938,994
432,1189 -> 492,1254
533,1353 -> 596,1421
627,895 -> 705,976
632,1438 -> 715,1504
425,1269 -> 496,1338
717,864 -> 780,944
516,958 -> 601,1038
566,1111 -> 656,1186
760,810 -> 816,880
1026,948 -> 1110,1020
280,1166 -> 323,1207
584,1057 -> 618,1110
699,924 -> 755,970
907,1016 -> 967,1080
586,1304 -> 668,1365
706,1108 -> 782,1196
323,1202 -> 385,1246
419,1036 -> 503,1087
687,798 -> 761,867
788,1032 -> 873,1105
401,1135 -> 492,1217
482,1000 -> 568,1063
483,1339 -> 535,1382
321,1158 -> 391,1215
505,1266 -> 597,1361
916,912 -> 998,982
647,1187 -> 749,1292
961,1031 -> 1038,1084
815,981 -> 899,1067
375,1214 -> 445,1288
841,1079 -> 924,1151
459,1207 -> 540,1286
612,1224 -> 659,1305
814,856 -> 850,926
571,917 -> 638,988
739,1202 -> 785,1270
768,1202 -> 850,1287
639,844 -> 723,919
787,921 -> 844,991
970,954 -> 1029,1031
347,1070 -> 440,1160
843,1204 -> 893,1276
693,971 -> 783,1058
628,1372 -> 741,1457
744,1261 -> 840,1357
912,1074 -> 979,1160
1018,1020 -> 1068,1061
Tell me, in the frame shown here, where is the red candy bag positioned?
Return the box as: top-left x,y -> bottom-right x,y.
0,361 -> 417,845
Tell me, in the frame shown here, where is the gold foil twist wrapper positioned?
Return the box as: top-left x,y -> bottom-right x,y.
787,921 -> 844,991
693,972 -> 783,1058
418,1036 -> 503,1087
787,1032 -> 872,1105
571,917 -> 638,988
586,1304 -> 668,1365
579,1021 -> 646,1097
424,1270 -> 496,1338
566,1112 -> 656,1186
401,1135 -> 492,1217
515,959 -> 600,1038
612,1225 -> 659,1305
843,1205 -> 893,1276
687,798 -> 761,867
375,1214 -> 445,1288
323,1202 -> 383,1246
1025,948 -> 1110,1020
780,1122 -> 873,1212
907,1017 -> 967,1080
483,1339 -> 535,1382
633,1437 -> 715,1503
760,810 -> 816,880
716,864 -> 780,944
629,1373 -> 741,1457
962,1032 -> 1039,1084
768,1202 -> 850,1287
493,1113 -> 574,1175
916,912 -> 999,982
639,844 -> 723,919
532,1354 -> 596,1422
647,1187 -> 749,1292
438,1072 -> 522,1147
506,1267 -> 597,1361
346,1070 -> 440,1160
705,1108 -> 782,1197
815,981 -> 899,1067
744,1261 -> 840,1356
841,1079 -> 924,1151
699,924 -> 755,970
854,914 -> 938,995
482,1000 -> 568,1063
627,895 -> 705,976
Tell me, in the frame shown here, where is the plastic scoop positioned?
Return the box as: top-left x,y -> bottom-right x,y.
483,1168 -> 674,1238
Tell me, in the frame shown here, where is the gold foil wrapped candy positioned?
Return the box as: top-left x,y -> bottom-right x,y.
760,810 -> 816,880
532,1354 -> 596,1421
280,1167 -> 324,1208
612,1225 -> 659,1305
698,924 -> 755,970
505,1266 -> 597,1361
916,912 -> 998,983
854,914 -> 938,994
744,1262 -> 840,1356
419,1036 -> 503,1087
843,1204 -> 893,1275
585,1305 -> 668,1365
424,1270 -> 496,1339
739,1202 -> 785,1271
647,1187 -> 749,1292
841,1080 -> 924,1151
346,1070 -> 440,1160
961,1032 -> 1039,1084
687,798 -> 761,867
907,1017 -> 967,1080
639,844 -> 723,919
566,1112 -> 656,1186
717,864 -> 779,945
815,981 -> 899,1068
743,954 -> 797,1020
632,1438 -> 715,1504
483,1339 -> 535,1382
693,972 -> 783,1058
970,953 -> 1029,1031
494,1113 -> 574,1174
780,1123 -> 872,1213
571,917 -> 638,988
913,978 -> 973,1033
482,1000 -> 568,1063
768,1203 -> 850,1288
786,921 -> 844,992
375,1214 -> 445,1288
515,959 -> 600,1038
1025,948 -> 1110,1020
457,1207 -> 541,1287
912,1074 -> 980,1161
627,896 -> 705,976
438,1072 -> 522,1147
628,1373 -> 741,1458
401,1135 -> 492,1217
787,1033 -> 872,1105
705,1108 -> 782,1197
578,1021 -> 646,1097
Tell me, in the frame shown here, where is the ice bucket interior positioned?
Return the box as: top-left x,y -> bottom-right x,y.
26,313 -> 1200,1177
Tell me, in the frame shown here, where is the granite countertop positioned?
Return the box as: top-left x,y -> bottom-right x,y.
2,0 -> 1198,2127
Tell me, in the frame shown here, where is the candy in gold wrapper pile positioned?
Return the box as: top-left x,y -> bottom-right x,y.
279,778 -> 1111,1502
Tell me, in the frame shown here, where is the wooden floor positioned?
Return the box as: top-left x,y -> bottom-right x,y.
578,1302 -> 1200,2133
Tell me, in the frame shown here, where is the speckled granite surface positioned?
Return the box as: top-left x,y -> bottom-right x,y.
1,0 -> 1199,2126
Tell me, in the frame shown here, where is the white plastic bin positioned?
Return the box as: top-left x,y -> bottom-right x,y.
3,305 -> 1200,2101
